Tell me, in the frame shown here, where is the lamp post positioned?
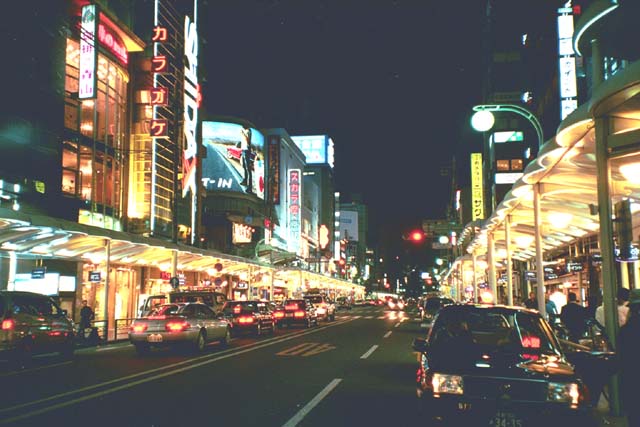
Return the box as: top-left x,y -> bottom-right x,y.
470,103 -> 545,311
471,104 -> 544,149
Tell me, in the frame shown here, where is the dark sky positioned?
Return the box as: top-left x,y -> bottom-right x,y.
200,1 -> 486,242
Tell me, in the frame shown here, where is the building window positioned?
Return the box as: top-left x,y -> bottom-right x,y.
496,159 -> 510,171
511,159 -> 524,171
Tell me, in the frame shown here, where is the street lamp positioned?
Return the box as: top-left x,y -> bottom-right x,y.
470,104 -> 544,148
470,103 -> 545,313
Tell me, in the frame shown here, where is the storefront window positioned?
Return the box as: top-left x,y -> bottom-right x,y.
64,37 -> 128,229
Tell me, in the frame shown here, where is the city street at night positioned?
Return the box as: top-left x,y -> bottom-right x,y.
1,306 -> 420,427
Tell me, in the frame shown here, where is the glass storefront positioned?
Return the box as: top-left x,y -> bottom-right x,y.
63,38 -> 128,231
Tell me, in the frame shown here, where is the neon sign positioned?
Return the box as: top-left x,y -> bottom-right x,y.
98,24 -> 128,65
182,15 -> 198,199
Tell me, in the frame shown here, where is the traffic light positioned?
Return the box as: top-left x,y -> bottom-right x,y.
409,230 -> 424,243
615,199 -> 633,260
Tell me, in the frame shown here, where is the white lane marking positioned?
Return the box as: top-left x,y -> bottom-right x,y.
394,322 -> 401,328
377,316 -> 386,320
96,346 -> 124,352
360,345 -> 379,359
0,361 -> 73,378
383,331 -> 392,338
0,319 -> 355,424
282,379 -> 342,427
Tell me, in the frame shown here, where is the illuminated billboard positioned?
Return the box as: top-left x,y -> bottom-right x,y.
201,121 -> 265,199
291,135 -> 335,168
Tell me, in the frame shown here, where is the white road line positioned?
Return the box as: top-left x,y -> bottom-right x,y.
282,379 -> 342,427
360,345 -> 378,359
394,322 -> 401,328
383,331 -> 392,338
377,316 -> 386,320
96,346 -> 125,352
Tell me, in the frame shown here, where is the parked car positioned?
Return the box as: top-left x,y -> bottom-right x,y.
419,296 -> 454,324
0,291 -> 75,366
275,299 -> 318,328
412,304 -> 615,426
129,303 -> 231,355
220,300 -> 276,336
304,295 -> 335,321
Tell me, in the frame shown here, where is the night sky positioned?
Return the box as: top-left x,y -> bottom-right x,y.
200,1 -> 486,244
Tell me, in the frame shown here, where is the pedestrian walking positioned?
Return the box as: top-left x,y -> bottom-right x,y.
560,292 -> 587,342
617,289 -> 640,427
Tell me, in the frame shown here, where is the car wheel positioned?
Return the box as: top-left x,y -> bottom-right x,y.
194,330 -> 206,353
220,328 -> 231,347
134,343 -> 150,356
255,323 -> 262,337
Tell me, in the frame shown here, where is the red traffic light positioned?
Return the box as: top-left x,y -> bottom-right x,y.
409,230 -> 424,242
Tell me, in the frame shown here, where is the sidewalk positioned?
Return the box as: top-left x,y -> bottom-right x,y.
596,393 -> 628,427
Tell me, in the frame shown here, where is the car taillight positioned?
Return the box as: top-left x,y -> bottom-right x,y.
165,321 -> 190,332
131,324 -> 148,333
2,318 -> 15,330
294,310 -> 305,318
274,311 -> 285,319
238,316 -> 254,324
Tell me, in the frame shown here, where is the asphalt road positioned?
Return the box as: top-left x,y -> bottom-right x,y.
0,305 -> 427,427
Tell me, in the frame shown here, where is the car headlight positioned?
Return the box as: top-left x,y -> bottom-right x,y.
432,373 -> 464,395
547,382 -> 579,406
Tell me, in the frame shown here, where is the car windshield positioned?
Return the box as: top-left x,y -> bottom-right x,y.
430,306 -> 561,356
222,302 -> 258,314
305,296 -> 323,304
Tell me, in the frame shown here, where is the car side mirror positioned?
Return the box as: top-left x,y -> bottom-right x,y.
412,338 -> 429,353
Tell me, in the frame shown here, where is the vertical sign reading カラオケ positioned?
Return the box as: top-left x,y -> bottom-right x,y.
183,5 -> 199,245
78,4 -> 97,99
471,153 -> 484,221
289,169 -> 301,254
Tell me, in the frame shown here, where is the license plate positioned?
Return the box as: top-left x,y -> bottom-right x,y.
286,313 -> 294,318
489,412 -> 522,427
147,334 -> 163,343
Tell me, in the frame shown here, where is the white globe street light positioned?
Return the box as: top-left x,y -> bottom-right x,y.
470,110 -> 495,132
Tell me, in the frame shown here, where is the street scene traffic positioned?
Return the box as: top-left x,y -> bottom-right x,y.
2,0 -> 640,426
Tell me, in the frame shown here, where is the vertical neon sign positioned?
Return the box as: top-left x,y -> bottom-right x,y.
289,169 -> 301,253
78,4 -> 97,99
183,6 -> 199,244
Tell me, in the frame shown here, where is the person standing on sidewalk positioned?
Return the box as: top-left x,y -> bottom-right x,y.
79,300 -> 94,341
618,289 -> 640,427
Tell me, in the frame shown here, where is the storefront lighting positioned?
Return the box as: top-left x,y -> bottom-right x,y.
515,235 -> 534,248
620,162 -> 640,184
548,212 -> 572,228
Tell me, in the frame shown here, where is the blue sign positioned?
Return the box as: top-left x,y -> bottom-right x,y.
291,135 -> 335,168
31,267 -> 47,279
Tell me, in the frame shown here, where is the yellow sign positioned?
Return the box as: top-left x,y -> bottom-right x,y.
471,153 -> 484,220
